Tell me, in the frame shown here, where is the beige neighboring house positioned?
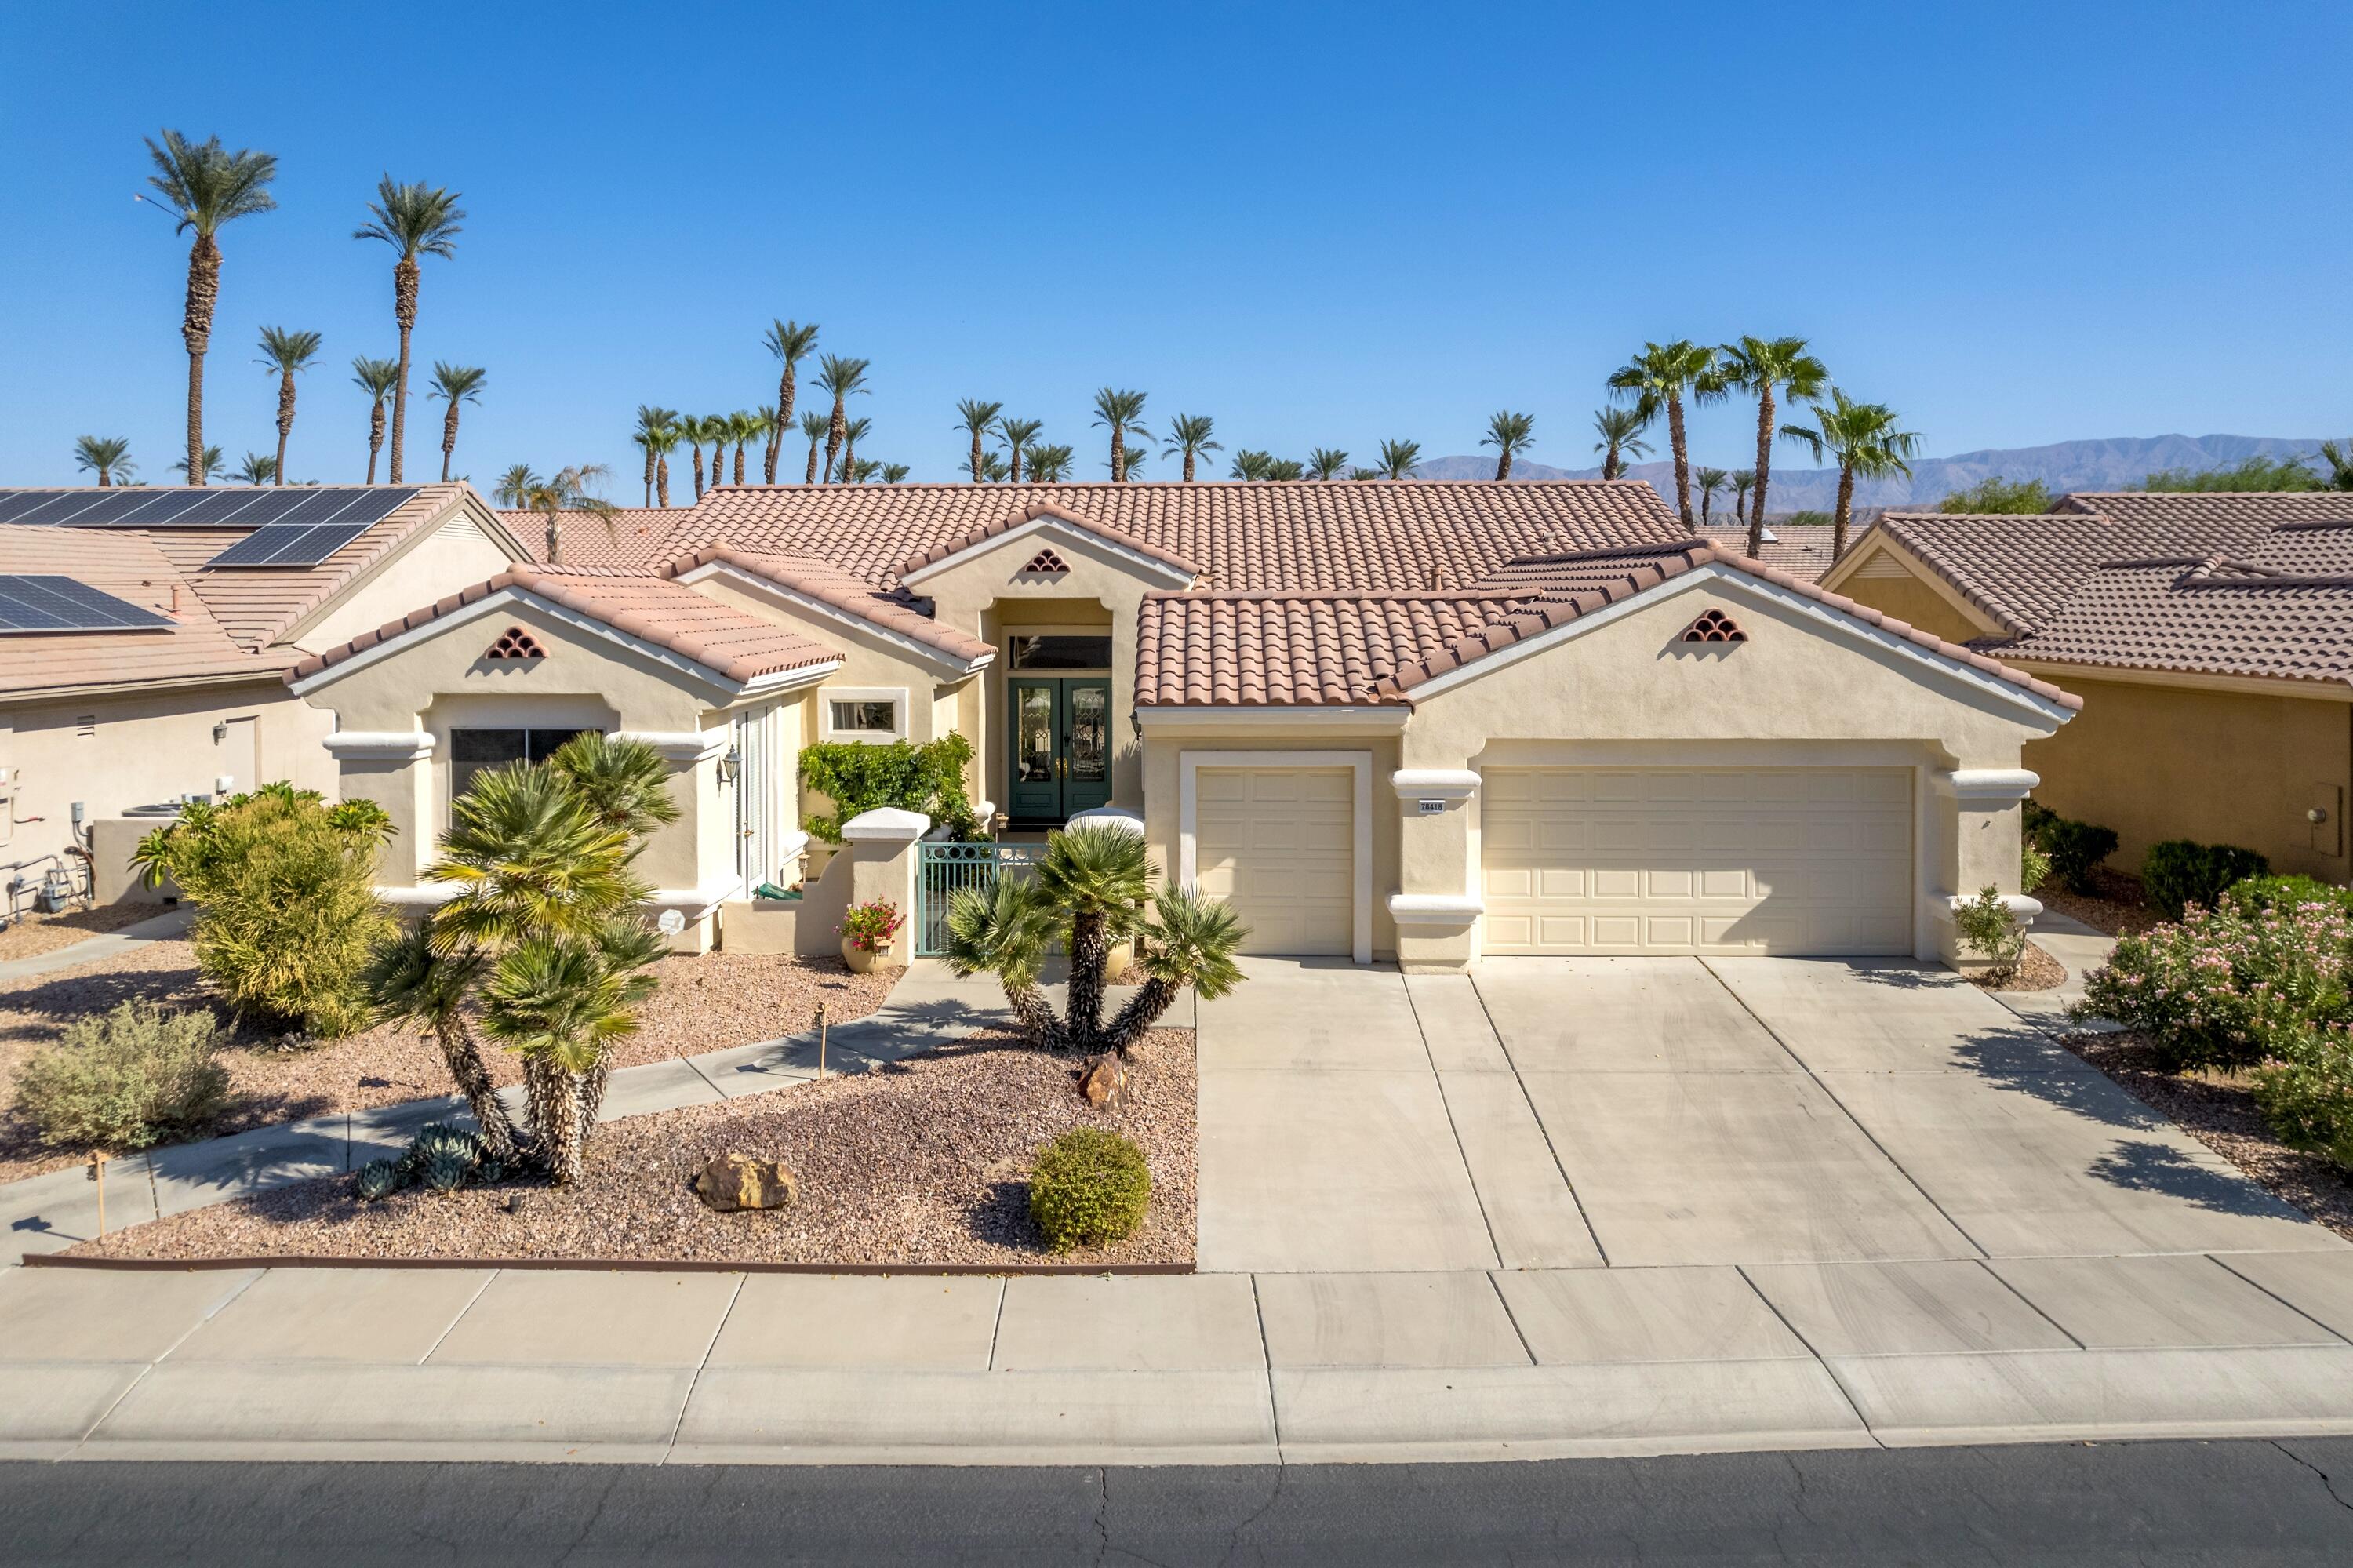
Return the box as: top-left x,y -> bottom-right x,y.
1821,492 -> 2353,882
0,484 -> 527,908
289,480 -> 2078,970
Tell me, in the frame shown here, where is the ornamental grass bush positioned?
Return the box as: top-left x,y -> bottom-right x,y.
1028,1127 -> 1151,1251
13,999 -> 229,1150
2076,896 -> 2353,1072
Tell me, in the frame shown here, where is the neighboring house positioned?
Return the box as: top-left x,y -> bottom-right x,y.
1820,492 -> 2353,882
0,485 -> 529,902
1723,522 -> 1839,584
289,480 -> 2075,970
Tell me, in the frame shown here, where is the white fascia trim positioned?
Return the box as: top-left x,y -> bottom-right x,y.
1178,749 -> 1373,966
1388,893 -> 1483,926
900,515 -> 1197,590
681,562 -> 994,677
615,730 -> 730,763
1406,563 -> 2078,724
1136,705 -> 1411,730
1391,769 -> 1481,799
325,731 -> 435,760
739,660 -> 842,698
1933,768 -> 2041,802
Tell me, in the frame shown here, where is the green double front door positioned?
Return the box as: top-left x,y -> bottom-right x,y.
1009,677 -> 1112,822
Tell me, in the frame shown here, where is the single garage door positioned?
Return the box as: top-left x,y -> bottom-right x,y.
1482,767 -> 1911,955
1195,766 -> 1355,955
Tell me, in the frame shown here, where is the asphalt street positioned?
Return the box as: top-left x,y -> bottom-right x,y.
6,1439 -> 2353,1564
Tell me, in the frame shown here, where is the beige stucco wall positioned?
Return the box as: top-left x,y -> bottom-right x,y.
293,511 -> 516,656
2019,672 -> 2352,882
1835,572 -> 1990,646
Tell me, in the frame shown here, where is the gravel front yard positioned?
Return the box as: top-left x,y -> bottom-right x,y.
69,1028 -> 1197,1268
0,901 -> 170,964
2035,867 -> 2163,937
0,940 -> 897,1184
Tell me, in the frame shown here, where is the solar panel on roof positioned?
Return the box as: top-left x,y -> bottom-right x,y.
202,519 -> 370,569
261,489 -> 367,529
4,493 -> 111,527
326,487 -> 417,526
105,490 -> 210,525
0,575 -> 174,633
0,493 -> 52,525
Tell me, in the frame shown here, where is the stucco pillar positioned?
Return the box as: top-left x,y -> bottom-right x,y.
1928,768 -> 2043,962
1390,769 -> 1482,973
618,729 -> 732,953
324,731 -> 436,891
842,806 -> 929,967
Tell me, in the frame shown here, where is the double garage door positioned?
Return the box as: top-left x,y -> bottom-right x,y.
1482,767 -> 1913,956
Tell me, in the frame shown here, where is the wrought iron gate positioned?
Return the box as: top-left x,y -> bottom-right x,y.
915,841 -> 1044,956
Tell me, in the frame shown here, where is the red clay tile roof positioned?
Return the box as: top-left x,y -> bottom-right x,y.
898,500 -> 1203,580
659,544 -> 994,666
1730,522 -> 1840,583
504,507 -> 694,569
289,566 -> 841,688
1140,538 -> 2081,710
0,525 -> 281,697
1854,493 -> 2353,686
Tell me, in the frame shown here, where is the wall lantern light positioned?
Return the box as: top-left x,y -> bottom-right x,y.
718,746 -> 742,785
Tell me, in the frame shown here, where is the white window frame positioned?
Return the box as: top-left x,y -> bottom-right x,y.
820,686 -> 909,744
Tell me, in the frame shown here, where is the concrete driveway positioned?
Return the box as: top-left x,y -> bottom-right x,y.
1197,955 -> 2342,1275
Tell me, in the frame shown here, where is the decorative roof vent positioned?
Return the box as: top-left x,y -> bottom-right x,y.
1020,548 -> 1070,576
483,626 -> 547,660
1681,609 -> 1746,644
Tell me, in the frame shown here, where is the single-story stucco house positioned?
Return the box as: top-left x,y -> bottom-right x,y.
1822,491 -> 2353,882
275,478 -> 2078,970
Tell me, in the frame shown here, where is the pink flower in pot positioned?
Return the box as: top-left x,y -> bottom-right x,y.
838,900 -> 907,974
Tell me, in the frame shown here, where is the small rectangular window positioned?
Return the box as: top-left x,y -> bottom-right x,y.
449,726 -> 601,801
1009,634 -> 1113,671
828,700 -> 897,734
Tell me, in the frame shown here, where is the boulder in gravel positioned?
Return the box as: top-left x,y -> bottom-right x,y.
1077,1053 -> 1126,1106
693,1152 -> 799,1212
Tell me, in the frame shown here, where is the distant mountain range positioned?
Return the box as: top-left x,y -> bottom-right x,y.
1412,434 -> 2331,512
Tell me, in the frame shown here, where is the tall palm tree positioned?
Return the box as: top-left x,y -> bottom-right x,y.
72,436 -> 134,487
144,130 -> 278,487
1229,449 -> 1274,480
1591,406 -> 1653,480
1779,389 -> 1922,559
1347,467 -> 1381,480
353,177 -> 465,485
838,416 -> 871,480
1695,467 -> 1729,530
955,398 -> 1003,483
1377,438 -> 1421,479
351,357 -> 400,482
1719,335 -> 1829,557
255,326 -> 322,485
799,410 -> 827,484
233,451 -> 276,486
1027,443 -> 1075,482
493,464 -> 540,507
680,413 -> 713,499
1606,340 -> 1724,526
1162,414 -> 1220,482
1263,457 -> 1306,481
880,462 -> 911,484
760,319 -> 819,482
1482,411 -> 1536,481
631,406 -> 677,506
1307,447 -> 1350,479
727,409 -> 761,486
997,416 -> 1043,484
814,355 -> 869,482
648,422 -> 680,506
171,444 -> 225,483
1090,387 -> 1149,482
427,362 -> 486,482
1729,468 -> 1756,525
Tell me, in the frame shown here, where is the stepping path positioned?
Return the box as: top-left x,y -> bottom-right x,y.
0,907 -> 192,986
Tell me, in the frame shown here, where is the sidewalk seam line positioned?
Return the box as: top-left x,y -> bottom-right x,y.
664,1273 -> 745,1461
987,1277 -> 1008,1372
418,1268 -> 502,1365
1484,1270 -> 1540,1367
680,1055 -> 729,1101
1249,1273 -> 1284,1453
1973,1257 -> 2088,1349
1403,974 -> 1507,1272
2207,1253 -> 2353,1348
73,1265 -> 271,1451
1734,1262 -> 1886,1449
1467,969 -> 1611,1268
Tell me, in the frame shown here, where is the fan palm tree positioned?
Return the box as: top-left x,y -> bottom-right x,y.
1591,406 -> 1653,481
2316,438 -> 2353,492
799,410 -> 828,484
232,451 -> 276,486
955,398 -> 1004,483
838,416 -> 871,481
1229,449 -> 1274,480
649,422 -> 680,506
997,416 -> 1043,484
760,319 -> 819,482
814,355 -> 870,482
1779,389 -> 1922,559
944,823 -> 1247,1056
1027,443 -> 1075,482
727,409 -> 762,486
353,177 -> 465,485
517,464 -> 616,566
351,357 -> 400,482
846,457 -> 884,483
427,362 -> 486,482
1264,457 -> 1306,481
1730,468 -> 1756,525
254,326 -> 322,485
493,464 -> 540,507
364,927 -> 516,1162
1347,467 -> 1380,480
1606,340 -> 1724,526
1307,447 -> 1351,479
1162,414 -> 1220,482
171,444 -> 225,483
1120,445 -> 1148,481
72,436 -> 134,487
880,462 -> 911,484
1377,438 -> 1421,479
631,406 -> 677,506
679,413 -> 713,499
1719,335 -> 1830,557
1482,411 -> 1536,481
144,130 -> 278,487
1695,467 -> 1729,529
1091,388 -> 1149,482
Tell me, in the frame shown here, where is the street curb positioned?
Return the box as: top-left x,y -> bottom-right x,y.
21,1253 -> 1197,1276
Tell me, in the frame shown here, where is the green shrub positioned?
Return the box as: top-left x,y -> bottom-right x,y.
798,733 -> 980,843
2144,839 -> 2270,922
2022,839 -> 2053,896
1028,1127 -> 1151,1252
2250,1020 -> 2353,1168
2020,802 -> 2118,896
134,786 -> 395,1037
353,1159 -> 403,1202
12,1000 -> 230,1151
2075,897 -> 2353,1071
1954,886 -> 2026,981
2223,875 -> 2353,919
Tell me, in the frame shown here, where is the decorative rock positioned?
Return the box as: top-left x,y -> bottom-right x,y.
1077,1053 -> 1126,1106
693,1152 -> 799,1212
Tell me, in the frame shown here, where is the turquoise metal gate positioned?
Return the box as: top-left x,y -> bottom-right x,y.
915,841 -> 1045,956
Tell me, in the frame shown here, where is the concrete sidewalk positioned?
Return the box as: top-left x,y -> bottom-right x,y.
1992,908 -> 2121,1035
0,906 -> 193,985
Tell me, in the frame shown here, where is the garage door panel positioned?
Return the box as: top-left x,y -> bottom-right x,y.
1482,767 -> 1911,957
1196,766 -> 1353,956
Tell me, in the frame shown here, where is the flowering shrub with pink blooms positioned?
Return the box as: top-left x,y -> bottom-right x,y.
2252,1019 -> 2353,1168
2075,895 -> 2353,1072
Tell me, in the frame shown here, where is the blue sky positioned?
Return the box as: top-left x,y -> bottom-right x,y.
2,1 -> 2346,489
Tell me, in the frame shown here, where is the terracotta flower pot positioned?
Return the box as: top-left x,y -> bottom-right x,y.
842,937 -> 893,974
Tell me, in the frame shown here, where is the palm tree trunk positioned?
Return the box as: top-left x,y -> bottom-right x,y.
577,1058 -> 609,1134
656,456 -> 671,507
96,469 -> 111,489
274,370 -> 295,485
970,431 -> 984,483
733,441 -> 747,486
1183,449 -> 1196,482
1000,977 -> 1067,1050
438,1023 -> 522,1163
390,256 -> 420,485
824,399 -> 847,482
1603,442 -> 1620,482
803,442 -> 819,485
181,235 -> 220,486
524,1057 -> 587,1184
1009,445 -> 1024,485
440,402 -> 460,482
1832,463 -> 1857,561
1066,910 -> 1111,1049
1668,394 -> 1692,527
840,435 -> 856,481
1746,388 -> 1776,560
641,449 -> 655,507
690,442 -> 705,500
1493,449 -> 1511,482
1111,429 -> 1126,483
366,401 -> 386,484
1102,977 -> 1178,1055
